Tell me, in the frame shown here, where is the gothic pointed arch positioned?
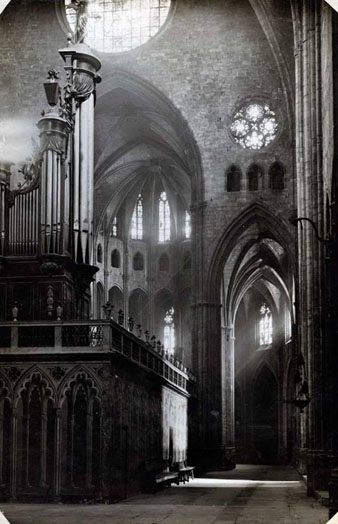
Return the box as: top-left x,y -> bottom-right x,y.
206,203 -> 295,304
14,366 -> 56,408
58,366 -> 102,408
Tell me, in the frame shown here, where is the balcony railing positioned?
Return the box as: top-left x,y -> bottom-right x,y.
0,320 -> 196,395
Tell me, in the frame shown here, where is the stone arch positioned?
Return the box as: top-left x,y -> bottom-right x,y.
128,288 -> 149,330
57,367 -> 102,492
57,366 -> 101,409
111,248 -> 121,268
94,70 -> 203,237
108,285 -> 124,315
206,203 -> 295,304
96,69 -> 203,200
0,371 -> 13,402
14,366 -> 56,408
14,367 -> 56,493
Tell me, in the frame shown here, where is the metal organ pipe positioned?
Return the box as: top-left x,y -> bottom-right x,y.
59,43 -> 101,266
37,113 -> 68,256
0,161 -> 12,256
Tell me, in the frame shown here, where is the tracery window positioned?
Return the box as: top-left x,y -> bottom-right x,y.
65,0 -> 171,53
230,102 -> 278,150
131,194 -> 143,240
259,304 -> 272,345
164,307 -> 175,354
159,191 -> 170,242
185,211 -> 191,239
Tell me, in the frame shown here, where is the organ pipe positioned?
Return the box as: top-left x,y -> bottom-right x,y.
37,113 -> 68,255
0,161 -> 12,256
59,43 -> 101,265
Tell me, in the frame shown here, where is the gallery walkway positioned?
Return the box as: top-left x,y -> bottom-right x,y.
0,465 -> 329,524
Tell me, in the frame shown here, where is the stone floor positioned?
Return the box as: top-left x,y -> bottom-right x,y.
0,465 -> 329,524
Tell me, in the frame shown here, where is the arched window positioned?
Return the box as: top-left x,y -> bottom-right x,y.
133,252 -> 144,271
112,216 -> 118,237
259,304 -> 272,345
159,191 -> 170,242
97,244 -> 102,264
108,286 -> 124,314
131,194 -> 143,240
226,165 -> 241,192
164,307 -> 175,354
185,211 -> 191,239
247,164 -> 262,191
269,162 -> 285,190
159,253 -> 169,271
111,249 -> 120,268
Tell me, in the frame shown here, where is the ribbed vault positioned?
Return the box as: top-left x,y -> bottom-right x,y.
94,70 -> 202,236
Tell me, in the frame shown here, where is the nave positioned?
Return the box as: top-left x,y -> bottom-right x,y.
0,465 -> 327,524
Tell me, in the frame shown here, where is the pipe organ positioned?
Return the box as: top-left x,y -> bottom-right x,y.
0,43 -> 101,321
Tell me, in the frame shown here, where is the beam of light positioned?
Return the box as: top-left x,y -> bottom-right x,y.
177,478 -> 301,488
0,118 -> 38,164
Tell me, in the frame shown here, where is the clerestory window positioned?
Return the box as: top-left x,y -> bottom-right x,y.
259,304 -> 272,345
131,194 -> 143,240
164,307 -> 175,355
159,191 -> 170,242
185,210 -> 191,239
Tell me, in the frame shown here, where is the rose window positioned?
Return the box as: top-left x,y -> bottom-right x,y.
230,103 -> 279,150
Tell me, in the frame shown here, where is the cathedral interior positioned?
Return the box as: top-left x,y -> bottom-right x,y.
0,0 -> 338,522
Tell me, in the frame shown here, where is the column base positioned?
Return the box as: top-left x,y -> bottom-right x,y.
306,449 -> 330,494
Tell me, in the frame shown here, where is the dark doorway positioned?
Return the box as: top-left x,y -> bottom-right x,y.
253,366 -> 278,464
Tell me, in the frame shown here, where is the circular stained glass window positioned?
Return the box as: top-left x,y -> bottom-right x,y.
65,0 -> 171,53
230,102 -> 279,150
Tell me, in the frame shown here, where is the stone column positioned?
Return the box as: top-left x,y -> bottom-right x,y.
10,407 -> 18,500
291,0 -> 327,492
221,325 -> 236,468
192,301 -> 235,470
0,400 -> 3,484
86,407 -> 93,488
54,408 -> 62,499
40,400 -> 48,487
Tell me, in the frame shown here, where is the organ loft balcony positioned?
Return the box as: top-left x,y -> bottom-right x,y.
0,318 -> 196,397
